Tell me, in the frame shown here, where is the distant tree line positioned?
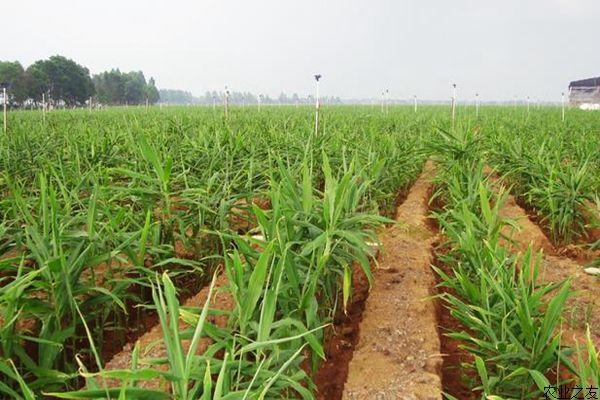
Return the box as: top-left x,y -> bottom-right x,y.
159,89 -> 342,105
0,55 -> 159,108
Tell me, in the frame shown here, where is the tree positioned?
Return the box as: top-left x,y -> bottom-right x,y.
0,61 -> 28,104
93,69 -> 126,104
27,56 -> 94,106
145,77 -> 159,104
278,92 -> 289,104
123,71 -> 146,104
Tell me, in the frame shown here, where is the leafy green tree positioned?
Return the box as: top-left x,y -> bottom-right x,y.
123,71 -> 146,104
27,56 -> 94,106
146,77 -> 160,104
0,61 -> 28,104
93,69 -> 126,104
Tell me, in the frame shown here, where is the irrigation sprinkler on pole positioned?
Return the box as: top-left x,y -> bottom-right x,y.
451,83 -> 457,128
526,96 -> 530,115
258,94 -> 262,112
475,93 -> 480,118
314,74 -> 322,136
413,95 -> 418,113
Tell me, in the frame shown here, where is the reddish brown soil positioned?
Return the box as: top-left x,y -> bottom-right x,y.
428,187 -> 477,399
492,176 -> 600,349
313,263 -> 371,400
312,180 -> 414,399
103,271 -> 233,390
342,162 -> 443,399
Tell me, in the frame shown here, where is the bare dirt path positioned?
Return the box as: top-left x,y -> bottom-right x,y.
342,162 -> 442,400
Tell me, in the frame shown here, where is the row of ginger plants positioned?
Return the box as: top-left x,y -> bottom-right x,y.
430,129 -> 598,399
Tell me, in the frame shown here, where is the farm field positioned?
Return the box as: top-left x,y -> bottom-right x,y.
0,105 -> 598,399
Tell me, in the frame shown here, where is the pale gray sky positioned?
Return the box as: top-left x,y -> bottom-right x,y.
4,0 -> 600,101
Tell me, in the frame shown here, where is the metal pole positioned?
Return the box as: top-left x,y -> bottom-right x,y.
475,93 -> 480,118
527,96 -> 530,115
414,95 -> 417,113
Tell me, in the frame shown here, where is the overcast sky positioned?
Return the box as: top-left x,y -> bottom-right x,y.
4,0 -> 600,101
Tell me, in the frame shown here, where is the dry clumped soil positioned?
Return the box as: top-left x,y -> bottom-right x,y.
343,162 -> 442,400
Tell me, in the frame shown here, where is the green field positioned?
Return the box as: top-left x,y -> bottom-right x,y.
0,105 -> 598,399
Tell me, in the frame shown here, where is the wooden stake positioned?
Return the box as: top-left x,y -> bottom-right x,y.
42,93 -> 46,122
314,75 -> 321,136
561,92 -> 565,123
451,84 -> 457,128
3,87 -> 7,134
224,87 -> 229,119
385,89 -> 389,115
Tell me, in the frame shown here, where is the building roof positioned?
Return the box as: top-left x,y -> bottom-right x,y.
569,76 -> 600,88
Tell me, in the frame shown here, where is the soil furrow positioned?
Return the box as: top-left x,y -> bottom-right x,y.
342,162 -> 443,400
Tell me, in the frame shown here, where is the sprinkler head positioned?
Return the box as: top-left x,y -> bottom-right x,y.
314,74 -> 322,82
